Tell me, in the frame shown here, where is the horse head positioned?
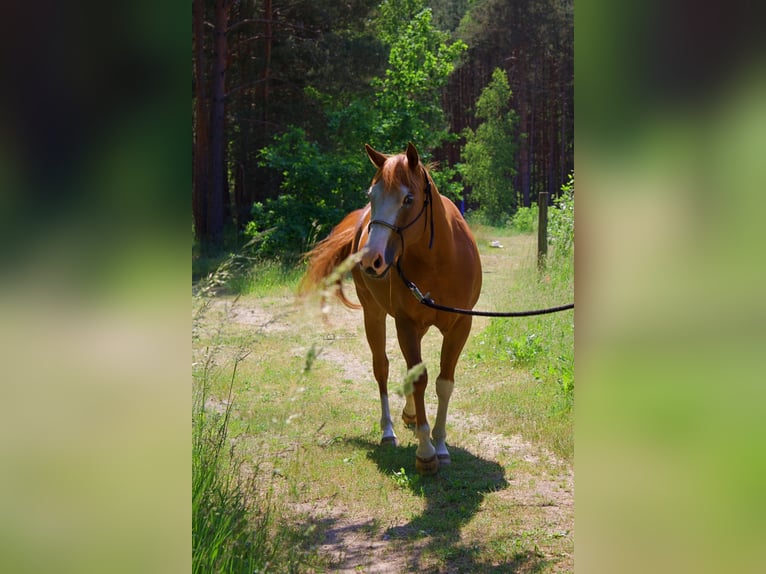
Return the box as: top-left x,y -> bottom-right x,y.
360,142 -> 432,278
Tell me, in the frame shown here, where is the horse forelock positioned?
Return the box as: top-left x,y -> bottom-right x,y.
374,153 -> 421,193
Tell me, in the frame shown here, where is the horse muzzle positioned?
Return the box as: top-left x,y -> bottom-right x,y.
360,231 -> 399,278
360,249 -> 394,278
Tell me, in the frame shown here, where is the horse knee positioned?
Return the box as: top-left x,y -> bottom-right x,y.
372,355 -> 389,384
435,377 -> 454,401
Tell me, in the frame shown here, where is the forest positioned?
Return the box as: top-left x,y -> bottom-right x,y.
192,0 -> 573,257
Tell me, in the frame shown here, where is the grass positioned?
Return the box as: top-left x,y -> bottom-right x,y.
192,281 -> 324,572
193,230 -> 304,298
467,224 -> 575,461
192,225 -> 574,572
192,360 -> 268,573
226,259 -> 304,297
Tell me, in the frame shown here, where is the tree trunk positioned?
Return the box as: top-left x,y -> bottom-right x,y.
518,49 -> 530,207
208,0 -> 231,249
261,0 -> 273,123
234,162 -> 246,229
560,97 -> 567,192
192,0 -> 209,247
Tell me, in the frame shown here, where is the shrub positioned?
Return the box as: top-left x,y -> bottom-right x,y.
511,205 -> 538,232
246,128 -> 368,260
460,69 -> 519,224
548,172 -> 574,258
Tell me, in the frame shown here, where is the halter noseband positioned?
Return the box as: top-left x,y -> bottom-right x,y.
367,170 -> 434,250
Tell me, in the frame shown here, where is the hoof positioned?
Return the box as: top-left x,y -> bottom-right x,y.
415,454 -> 440,475
381,436 -> 398,448
401,410 -> 417,427
437,453 -> 451,465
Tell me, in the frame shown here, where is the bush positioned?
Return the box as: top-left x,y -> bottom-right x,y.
246,128 -> 369,260
511,205 -> 538,232
247,195 -> 336,261
459,69 -> 519,224
548,172 -> 574,258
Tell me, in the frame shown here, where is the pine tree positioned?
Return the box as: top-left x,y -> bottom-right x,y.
460,68 -> 519,224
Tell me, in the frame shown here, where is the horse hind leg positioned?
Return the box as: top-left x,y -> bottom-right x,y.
402,394 -> 416,427
412,376 -> 439,476
395,318 -> 439,475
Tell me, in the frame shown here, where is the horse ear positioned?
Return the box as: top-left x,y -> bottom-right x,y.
405,142 -> 420,171
365,144 -> 388,169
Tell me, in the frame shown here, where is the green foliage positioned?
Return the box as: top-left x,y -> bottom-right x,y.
193,383 -> 266,573
253,8 -> 467,259
376,0 -> 428,44
548,172 -> 574,258
471,313 -> 573,417
192,339 -> 277,573
537,349 -> 574,411
396,362 -> 427,398
478,325 -> 544,366
391,466 -> 424,495
370,7 -> 467,152
226,259 -> 303,297
511,205 -> 539,233
247,195 -> 326,260
429,162 -> 464,203
460,68 -> 520,224
247,127 -> 369,260
467,228 -> 574,424
193,278 -> 320,572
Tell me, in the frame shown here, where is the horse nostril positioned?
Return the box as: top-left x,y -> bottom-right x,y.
363,253 -> 385,276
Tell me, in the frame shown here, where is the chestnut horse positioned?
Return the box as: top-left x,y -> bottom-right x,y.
302,143 -> 482,475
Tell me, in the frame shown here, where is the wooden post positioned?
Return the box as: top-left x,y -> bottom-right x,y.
538,191 -> 548,270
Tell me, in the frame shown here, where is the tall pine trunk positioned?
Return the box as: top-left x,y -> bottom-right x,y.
261,0 -> 272,123
518,49 -> 531,208
208,0 -> 231,249
192,0 -> 209,247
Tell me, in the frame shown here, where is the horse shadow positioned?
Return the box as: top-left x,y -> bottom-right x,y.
344,437 -> 549,572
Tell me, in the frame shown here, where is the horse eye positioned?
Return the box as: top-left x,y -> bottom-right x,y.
403,195 -> 414,206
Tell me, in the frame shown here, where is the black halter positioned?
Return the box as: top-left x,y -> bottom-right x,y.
367,170 -> 434,250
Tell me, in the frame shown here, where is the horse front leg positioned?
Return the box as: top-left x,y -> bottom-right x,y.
361,303 -> 395,446
395,318 -> 438,475
432,316 -> 473,465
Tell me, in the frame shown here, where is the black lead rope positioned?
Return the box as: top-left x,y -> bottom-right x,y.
396,259 -> 574,317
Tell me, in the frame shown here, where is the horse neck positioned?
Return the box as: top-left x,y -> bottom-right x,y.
410,174 -> 449,259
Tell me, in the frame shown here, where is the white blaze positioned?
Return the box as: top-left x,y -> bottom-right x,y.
365,182 -> 408,264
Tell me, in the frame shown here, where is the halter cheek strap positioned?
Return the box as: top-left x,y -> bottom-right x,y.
368,171 -> 434,250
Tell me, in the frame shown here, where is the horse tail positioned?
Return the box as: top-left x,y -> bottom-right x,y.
299,209 -> 364,310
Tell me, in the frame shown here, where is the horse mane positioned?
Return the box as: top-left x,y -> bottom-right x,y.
299,209 -> 363,310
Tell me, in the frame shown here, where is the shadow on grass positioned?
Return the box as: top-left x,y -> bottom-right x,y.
344,437 -> 550,573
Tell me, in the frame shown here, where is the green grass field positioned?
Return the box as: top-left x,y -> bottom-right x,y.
193,226 -> 574,572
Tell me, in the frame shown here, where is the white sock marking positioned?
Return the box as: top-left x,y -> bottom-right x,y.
432,377 -> 454,459
380,394 -> 396,441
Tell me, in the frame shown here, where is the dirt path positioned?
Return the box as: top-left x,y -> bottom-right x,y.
220,233 -> 573,572
301,336 -> 572,571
